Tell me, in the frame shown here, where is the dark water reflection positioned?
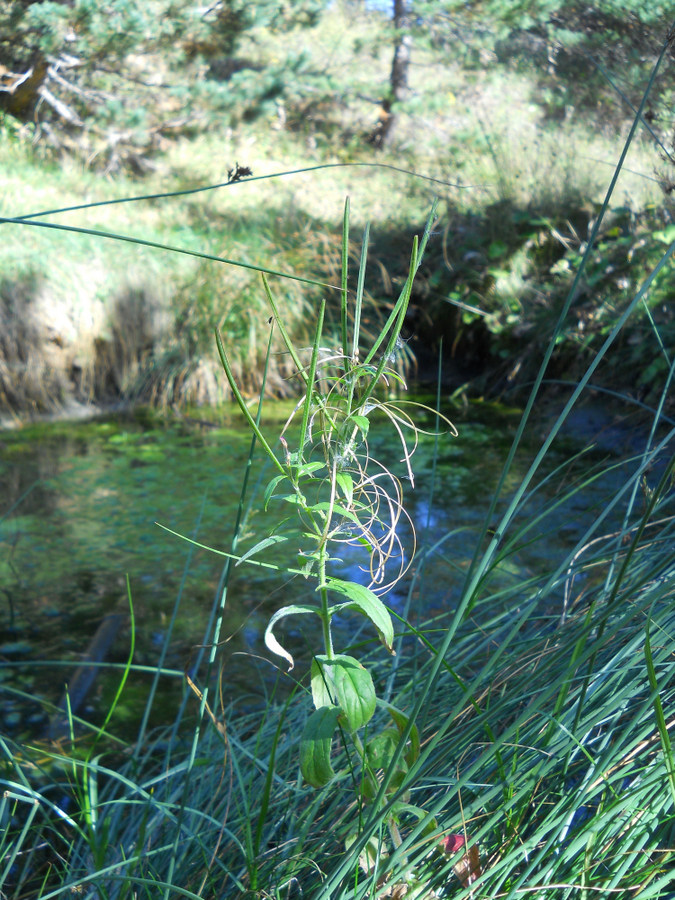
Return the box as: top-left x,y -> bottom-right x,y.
0,402 -> 660,738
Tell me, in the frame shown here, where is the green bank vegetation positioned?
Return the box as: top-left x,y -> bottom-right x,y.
1,1 -> 674,417
1,3 -> 675,898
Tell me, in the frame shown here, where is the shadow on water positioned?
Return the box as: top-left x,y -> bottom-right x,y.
0,399 -> 666,739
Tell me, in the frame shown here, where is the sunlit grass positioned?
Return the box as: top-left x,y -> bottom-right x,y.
0,0 -> 667,418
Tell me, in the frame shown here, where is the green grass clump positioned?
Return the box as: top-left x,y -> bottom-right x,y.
1,361 -> 672,897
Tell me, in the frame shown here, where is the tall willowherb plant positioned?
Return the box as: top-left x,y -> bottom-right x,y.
211,197 -> 465,892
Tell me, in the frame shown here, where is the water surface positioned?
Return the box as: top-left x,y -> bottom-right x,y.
0,401 -> 652,738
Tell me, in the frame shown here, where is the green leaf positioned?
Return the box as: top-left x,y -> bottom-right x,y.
300,706 -> 341,788
311,655 -> 376,731
335,472 -> 354,506
349,414 -> 370,436
366,728 -> 400,770
311,502 -> 361,525
236,534 -> 288,566
262,273 -> 308,386
388,802 -> 437,833
215,331 -> 285,475
297,552 -> 318,577
379,700 -> 420,767
298,300 -> 325,454
264,604 -> 322,670
364,729 -> 410,795
263,474 -> 288,509
295,461 -> 325,478
340,198 -> 350,368
325,578 -> 394,653
645,610 -> 675,806
359,774 -> 377,803
278,492 -> 314,512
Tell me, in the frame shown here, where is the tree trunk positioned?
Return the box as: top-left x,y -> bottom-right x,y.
0,56 -> 48,120
369,0 -> 411,148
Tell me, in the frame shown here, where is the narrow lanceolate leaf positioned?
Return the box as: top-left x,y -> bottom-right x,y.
298,299 -> 325,454
352,222 -> 370,361
311,655 -> 376,732
345,832 -> 385,877
263,474 -> 288,510
325,578 -> 394,653
340,198 -> 350,370
264,604 -> 322,671
335,472 -> 354,506
236,535 -> 288,566
215,330 -> 284,474
262,273 -> 308,384
296,461 -> 326,476
300,706 -> 341,788
310,502 -> 361,526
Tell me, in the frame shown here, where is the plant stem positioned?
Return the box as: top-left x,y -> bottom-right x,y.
318,576 -> 333,659
352,731 -> 380,801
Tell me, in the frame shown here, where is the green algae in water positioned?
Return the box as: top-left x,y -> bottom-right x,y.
0,415 -> 276,736
0,402 -> 639,738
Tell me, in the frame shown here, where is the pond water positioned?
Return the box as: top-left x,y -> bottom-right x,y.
0,400 -> 660,740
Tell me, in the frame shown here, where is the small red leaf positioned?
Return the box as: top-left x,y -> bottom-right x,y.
442,833 -> 465,853
441,833 -> 481,888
